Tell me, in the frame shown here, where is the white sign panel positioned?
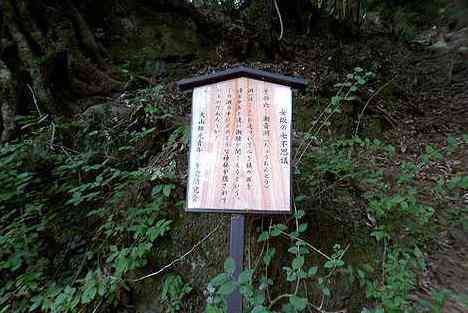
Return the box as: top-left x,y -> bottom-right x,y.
187,77 -> 291,213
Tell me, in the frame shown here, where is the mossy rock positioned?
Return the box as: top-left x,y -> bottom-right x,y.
110,9 -> 208,75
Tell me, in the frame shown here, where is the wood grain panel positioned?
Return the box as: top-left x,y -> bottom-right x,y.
187,77 -> 291,213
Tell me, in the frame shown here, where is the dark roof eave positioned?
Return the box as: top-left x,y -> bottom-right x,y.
176,66 -> 306,91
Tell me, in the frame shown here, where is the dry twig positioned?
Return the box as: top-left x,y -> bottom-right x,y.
132,223 -> 223,282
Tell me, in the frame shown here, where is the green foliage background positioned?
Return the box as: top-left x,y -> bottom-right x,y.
1,71 -> 466,313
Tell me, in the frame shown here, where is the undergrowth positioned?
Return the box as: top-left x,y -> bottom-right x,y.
0,87 -> 183,313
1,70 -> 466,313
204,68 -> 467,313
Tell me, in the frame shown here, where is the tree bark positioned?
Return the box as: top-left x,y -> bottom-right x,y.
64,0 -> 107,67
0,0 -> 123,140
4,1 -> 52,110
0,60 -> 16,142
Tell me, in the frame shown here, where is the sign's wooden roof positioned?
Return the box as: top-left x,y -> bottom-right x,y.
177,66 -> 306,91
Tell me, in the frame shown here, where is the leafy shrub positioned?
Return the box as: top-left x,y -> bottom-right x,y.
0,87 -> 181,312
203,68 -> 467,313
160,274 -> 193,313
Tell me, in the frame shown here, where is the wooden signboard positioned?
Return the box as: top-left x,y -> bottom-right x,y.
186,77 -> 292,213
178,67 -> 305,313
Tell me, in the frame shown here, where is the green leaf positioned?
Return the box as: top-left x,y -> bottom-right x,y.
289,295 -> 307,311
258,231 -> 270,242
298,223 -> 308,233
447,176 -> 468,189
30,296 -> 43,311
308,266 -> 318,276
385,145 -> 396,156
294,195 -> 305,203
293,209 -> 305,219
210,273 -> 229,287
81,286 -> 97,304
251,305 -> 269,313
331,96 -> 341,106
371,230 -> 387,241
270,224 -> 287,237
462,177 -> 468,189
254,293 -> 266,306
322,287 -> 331,297
425,144 -> 443,160
285,269 -> 297,282
218,280 -> 237,296
239,285 -> 253,298
0,306 -> 10,313
97,282 -> 107,297
163,184 -> 173,197
292,256 -> 305,270
288,246 -> 299,255
447,136 -> 457,153
324,259 -> 334,269
206,304 -> 224,313
239,270 -> 253,284
224,257 -> 236,275
263,248 -> 276,266
335,259 -> 344,268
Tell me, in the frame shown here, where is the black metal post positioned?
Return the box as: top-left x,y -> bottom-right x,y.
227,214 -> 245,313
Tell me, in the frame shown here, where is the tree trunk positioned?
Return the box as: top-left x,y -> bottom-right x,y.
0,0 -> 122,136
64,0 -> 107,67
0,60 -> 16,142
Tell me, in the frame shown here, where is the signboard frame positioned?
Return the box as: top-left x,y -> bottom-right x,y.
178,67 -> 305,214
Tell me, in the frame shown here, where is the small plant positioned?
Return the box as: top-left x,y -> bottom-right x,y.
160,274 -> 193,313
205,208 -> 348,313
296,67 -> 374,164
